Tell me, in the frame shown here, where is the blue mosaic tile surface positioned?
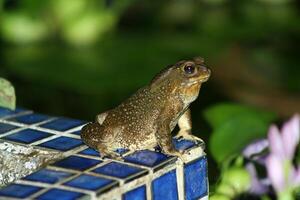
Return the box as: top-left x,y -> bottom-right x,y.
173,138 -> 196,150
123,185 -> 147,200
7,113 -> 50,124
23,169 -> 74,184
0,106 -> 208,200
79,147 -> 99,156
63,174 -> 116,191
124,150 -> 172,168
39,117 -> 85,131
152,170 -> 179,200
184,157 -> 208,200
36,188 -> 85,200
3,129 -> 53,144
0,183 -> 42,198
0,122 -> 19,134
37,136 -> 83,151
92,162 -> 145,179
52,155 -> 101,171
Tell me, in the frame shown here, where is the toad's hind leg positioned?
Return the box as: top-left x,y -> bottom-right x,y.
81,122 -> 106,150
97,143 -> 123,160
81,122 -> 122,160
175,109 -> 203,143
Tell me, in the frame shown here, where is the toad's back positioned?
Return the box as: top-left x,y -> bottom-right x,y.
101,84 -> 181,148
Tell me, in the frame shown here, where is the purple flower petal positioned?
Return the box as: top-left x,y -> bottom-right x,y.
268,125 -> 285,159
282,114 -> 300,159
291,166 -> 300,187
266,154 -> 285,193
243,139 -> 269,158
246,163 -> 270,195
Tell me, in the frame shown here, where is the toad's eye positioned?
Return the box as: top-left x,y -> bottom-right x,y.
184,64 -> 195,74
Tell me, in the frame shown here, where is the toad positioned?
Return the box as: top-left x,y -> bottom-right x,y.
81,57 -> 211,159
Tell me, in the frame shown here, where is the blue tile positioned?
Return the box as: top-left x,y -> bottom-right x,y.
124,150 -> 170,167
36,189 -> 84,200
93,162 -> 144,179
64,174 -> 114,191
123,185 -> 146,200
173,139 -> 196,151
152,170 -> 178,200
52,155 -> 101,171
8,113 -> 50,124
0,107 -> 26,118
78,147 -> 127,157
23,169 -> 74,184
3,129 -> 52,144
37,136 -> 83,151
40,117 -> 85,131
0,122 -> 19,134
0,183 -> 42,198
184,157 -> 208,200
115,148 -> 129,155
79,148 -> 99,156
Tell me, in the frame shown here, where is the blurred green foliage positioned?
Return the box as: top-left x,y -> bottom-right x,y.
0,0 -> 132,45
204,103 -> 277,163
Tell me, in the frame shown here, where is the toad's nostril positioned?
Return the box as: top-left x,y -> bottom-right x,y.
200,66 -> 208,72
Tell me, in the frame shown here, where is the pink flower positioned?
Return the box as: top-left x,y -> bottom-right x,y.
243,139 -> 270,194
243,139 -> 268,165
246,163 -> 270,195
266,114 -> 300,193
243,114 -> 300,196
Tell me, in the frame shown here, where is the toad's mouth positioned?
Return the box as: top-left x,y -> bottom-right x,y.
183,74 -> 210,87
191,73 -> 210,84
199,74 -> 210,82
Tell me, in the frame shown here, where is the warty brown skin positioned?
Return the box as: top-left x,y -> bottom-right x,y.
81,57 -> 211,159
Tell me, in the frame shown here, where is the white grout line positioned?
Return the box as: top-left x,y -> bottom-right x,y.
46,166 -> 83,174
176,160 -> 185,200
0,127 -> 28,138
27,126 -> 81,139
64,124 -> 86,134
146,174 -> 153,200
29,135 -> 61,146
109,158 -> 152,171
199,195 -> 209,200
0,110 -> 33,120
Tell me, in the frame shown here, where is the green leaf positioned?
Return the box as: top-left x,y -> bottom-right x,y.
204,103 -> 275,129
0,78 -> 16,110
204,103 -> 276,163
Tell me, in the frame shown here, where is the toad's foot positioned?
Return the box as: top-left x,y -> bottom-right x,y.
164,149 -> 186,162
175,130 -> 204,143
97,144 -> 124,161
100,152 -> 124,161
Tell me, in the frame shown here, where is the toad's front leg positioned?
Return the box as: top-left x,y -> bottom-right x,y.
175,109 -> 203,143
156,110 -> 184,160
